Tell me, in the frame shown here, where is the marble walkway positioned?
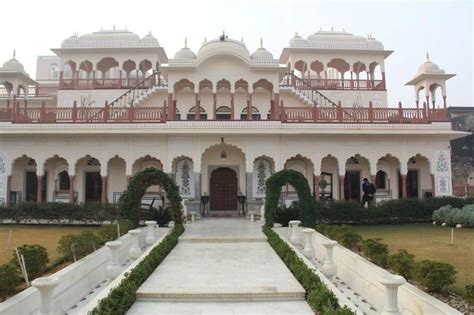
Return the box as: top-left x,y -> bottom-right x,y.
128,218 -> 313,315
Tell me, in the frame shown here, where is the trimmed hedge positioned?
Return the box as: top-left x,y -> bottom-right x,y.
0,202 -> 118,224
413,260 -> 457,292
91,224 -> 184,314
118,168 -> 182,227
432,204 -> 474,227
263,227 -> 353,314
265,169 -> 317,228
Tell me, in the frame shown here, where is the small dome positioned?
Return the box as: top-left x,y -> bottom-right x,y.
141,32 -> 160,47
1,57 -> 28,76
251,38 -> 274,60
289,32 -> 308,48
417,60 -> 443,75
197,36 -> 250,63
174,38 -> 197,59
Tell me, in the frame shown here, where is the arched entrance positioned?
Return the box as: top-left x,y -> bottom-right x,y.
210,167 -> 238,211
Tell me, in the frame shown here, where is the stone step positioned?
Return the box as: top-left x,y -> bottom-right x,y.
179,236 -> 267,243
136,287 -> 306,302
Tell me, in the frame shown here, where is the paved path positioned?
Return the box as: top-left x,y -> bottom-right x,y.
128,218 -> 313,315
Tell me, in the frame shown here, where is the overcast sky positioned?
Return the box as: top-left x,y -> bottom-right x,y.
0,0 -> 472,107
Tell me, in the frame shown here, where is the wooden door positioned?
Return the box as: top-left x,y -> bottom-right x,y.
85,172 -> 102,202
344,171 -> 361,201
25,171 -> 37,202
210,167 -> 238,211
407,170 -> 419,198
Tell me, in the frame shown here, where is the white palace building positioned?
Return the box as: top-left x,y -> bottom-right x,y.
0,28 -> 465,214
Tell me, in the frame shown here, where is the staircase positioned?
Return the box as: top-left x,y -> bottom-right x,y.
281,73 -> 338,108
108,71 -> 167,108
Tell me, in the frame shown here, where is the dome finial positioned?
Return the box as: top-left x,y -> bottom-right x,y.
331,26 -> 334,32
13,49 -> 16,60
204,36 -> 207,43
113,24 -> 116,30
426,52 -> 430,61
184,37 -> 188,48
260,37 -> 263,48
295,32 -> 299,37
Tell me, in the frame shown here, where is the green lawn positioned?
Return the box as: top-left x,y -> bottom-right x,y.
0,225 -> 100,265
352,223 -> 474,292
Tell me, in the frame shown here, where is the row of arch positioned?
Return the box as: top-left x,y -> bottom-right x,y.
291,58 -> 384,81
62,58 -> 156,79
173,78 -> 274,94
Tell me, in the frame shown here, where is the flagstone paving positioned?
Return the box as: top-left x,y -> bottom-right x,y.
128,218 -> 313,315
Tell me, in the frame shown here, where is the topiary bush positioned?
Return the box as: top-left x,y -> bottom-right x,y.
11,244 -> 49,280
146,206 -> 173,227
387,249 -> 416,279
413,260 -> 457,292
264,169 -> 317,228
360,238 -> 389,267
432,203 -> 474,227
275,202 -> 300,227
0,263 -> 21,301
97,219 -> 134,243
315,224 -> 362,250
118,168 -> 182,226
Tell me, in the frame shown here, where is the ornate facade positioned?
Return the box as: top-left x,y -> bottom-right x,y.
0,28 -> 466,214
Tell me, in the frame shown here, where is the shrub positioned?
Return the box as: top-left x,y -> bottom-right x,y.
91,224 -> 184,314
465,285 -> 474,304
0,264 -> 21,301
360,238 -> 389,267
413,260 -> 457,292
387,250 -> 416,279
57,231 -> 101,261
316,224 -> 362,250
11,244 -> 49,280
147,206 -> 173,227
275,203 -> 300,227
432,204 -> 474,227
97,219 -> 134,243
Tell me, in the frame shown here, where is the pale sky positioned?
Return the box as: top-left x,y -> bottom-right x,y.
0,0 -> 472,107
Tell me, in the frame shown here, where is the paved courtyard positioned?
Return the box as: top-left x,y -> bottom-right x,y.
128,218 -> 313,314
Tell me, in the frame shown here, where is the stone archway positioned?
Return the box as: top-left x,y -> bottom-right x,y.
264,169 -> 316,228
118,167 -> 182,226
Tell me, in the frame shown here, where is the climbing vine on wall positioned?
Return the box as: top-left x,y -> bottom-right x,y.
118,167 -> 183,226
264,169 -> 317,227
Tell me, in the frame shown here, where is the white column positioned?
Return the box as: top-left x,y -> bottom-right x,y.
249,210 -> 255,222
128,229 -> 142,259
145,221 -> 157,246
31,277 -> 60,315
288,220 -> 302,245
302,228 -> 315,258
322,240 -> 338,279
380,275 -> 406,315
105,240 -> 123,279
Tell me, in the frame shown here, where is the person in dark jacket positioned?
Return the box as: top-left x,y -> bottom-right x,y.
361,178 -> 376,207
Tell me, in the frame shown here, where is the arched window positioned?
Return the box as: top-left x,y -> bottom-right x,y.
375,170 -> 387,189
58,170 -> 70,191
216,106 -> 231,120
175,108 -> 181,120
49,64 -> 59,80
240,106 -> 261,120
267,109 -> 272,120
187,107 -> 207,120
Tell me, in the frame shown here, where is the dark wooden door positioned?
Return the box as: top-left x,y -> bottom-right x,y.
344,171 -> 361,201
85,172 -> 102,202
25,171 -> 37,201
407,170 -> 419,198
210,167 -> 238,210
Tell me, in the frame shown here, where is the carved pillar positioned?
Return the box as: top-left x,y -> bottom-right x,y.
31,277 -> 60,315
339,175 -> 345,201
167,93 -> 173,120
195,93 -> 200,120
431,174 -> 436,197
36,175 -> 43,204
273,93 -> 280,120
6,175 -> 12,206
314,175 -> 320,200
101,176 -> 107,204
247,94 -> 253,120
213,93 -> 217,119
69,175 -> 75,204
230,93 -> 235,120
380,275 -> 406,315
401,174 -> 407,199
443,96 -> 447,109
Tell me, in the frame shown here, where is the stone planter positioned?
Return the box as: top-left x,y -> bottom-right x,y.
321,240 -> 338,279
128,229 -> 142,259
145,220 -> 157,246
380,274 -> 406,315
288,220 -> 302,245
31,276 -> 60,315
302,228 -> 315,259
105,240 -> 123,279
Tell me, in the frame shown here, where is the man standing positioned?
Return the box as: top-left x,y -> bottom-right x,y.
361,178 -> 376,207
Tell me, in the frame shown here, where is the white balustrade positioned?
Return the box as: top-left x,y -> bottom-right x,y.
105,240 -> 123,279
31,276 -> 59,315
380,275 -> 406,315
302,228 -> 315,258
191,212 -> 195,222
145,220 -> 157,246
249,210 -> 255,222
288,220 -> 302,245
128,229 -> 142,259
321,240 -> 338,279
260,202 -> 265,223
